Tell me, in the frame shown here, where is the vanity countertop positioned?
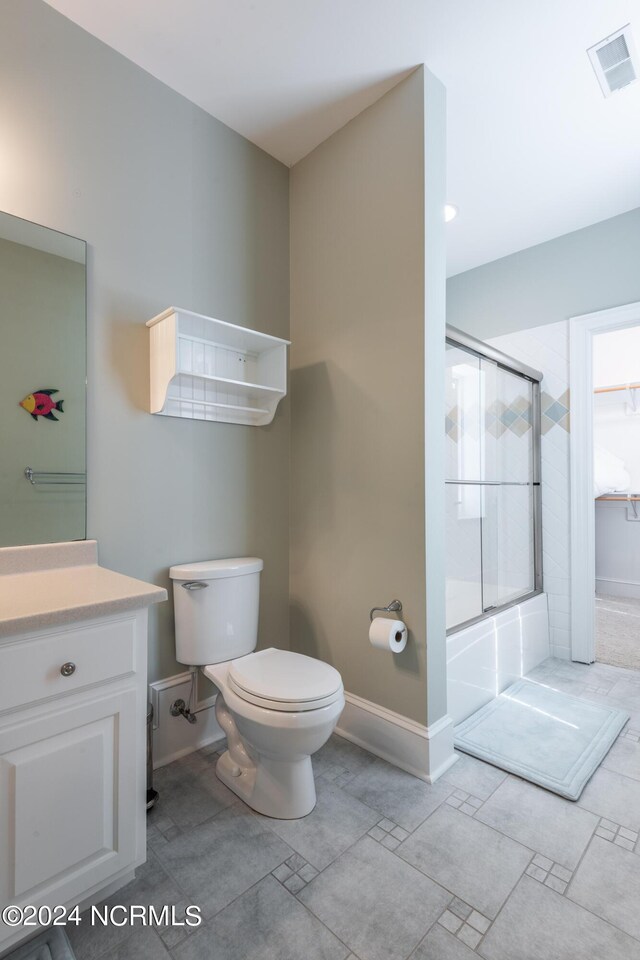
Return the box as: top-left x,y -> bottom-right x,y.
0,540 -> 167,638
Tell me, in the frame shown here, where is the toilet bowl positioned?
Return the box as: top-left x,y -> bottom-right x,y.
206,649 -> 344,818
170,558 -> 344,819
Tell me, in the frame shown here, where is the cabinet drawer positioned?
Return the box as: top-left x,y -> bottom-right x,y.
0,618 -> 136,712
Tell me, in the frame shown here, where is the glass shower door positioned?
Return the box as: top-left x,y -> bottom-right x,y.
481,360 -> 536,612
445,343 -> 484,629
446,337 -> 540,632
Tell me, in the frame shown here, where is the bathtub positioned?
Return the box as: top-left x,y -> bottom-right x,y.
447,593 -> 550,725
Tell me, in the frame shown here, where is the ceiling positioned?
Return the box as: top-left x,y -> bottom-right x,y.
44,0 -> 640,275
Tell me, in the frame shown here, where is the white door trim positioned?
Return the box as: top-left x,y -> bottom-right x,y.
569,300 -> 640,662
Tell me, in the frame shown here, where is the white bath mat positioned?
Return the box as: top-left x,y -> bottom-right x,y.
454,678 -> 629,800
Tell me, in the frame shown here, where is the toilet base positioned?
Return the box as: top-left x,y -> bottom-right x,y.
216,749 -> 317,819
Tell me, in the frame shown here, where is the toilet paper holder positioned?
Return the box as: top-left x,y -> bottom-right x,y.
369,599 -> 403,622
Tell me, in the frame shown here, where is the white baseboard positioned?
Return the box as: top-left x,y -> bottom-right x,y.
335,691 -> 457,783
596,577 -> 640,600
149,672 -> 224,769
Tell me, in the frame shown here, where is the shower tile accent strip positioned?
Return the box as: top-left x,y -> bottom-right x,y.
541,388 -> 570,435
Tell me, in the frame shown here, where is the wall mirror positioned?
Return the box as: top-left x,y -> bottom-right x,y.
0,211 -> 86,547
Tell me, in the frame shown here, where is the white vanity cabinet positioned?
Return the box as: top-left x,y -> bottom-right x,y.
0,541 -> 166,954
0,611 -> 147,952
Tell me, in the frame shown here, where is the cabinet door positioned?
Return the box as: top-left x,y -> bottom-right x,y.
0,688 -> 138,920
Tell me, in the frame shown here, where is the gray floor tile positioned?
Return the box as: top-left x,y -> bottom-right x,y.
577,766 -> 640,830
443,752 -> 507,801
261,780 -> 379,870
449,898 -> 472,920
66,850 -> 181,960
174,875 -> 349,960
608,678 -> 640,703
344,757 -> 454,831
479,875 -> 640,960
154,804 -> 292,918
150,750 -> 237,830
286,853 -> 307,872
602,737 -> 640,781
397,804 -> 531,918
272,862 -> 294,883
468,911 -> 490,934
284,873 -> 306,894
411,924 -> 479,960
97,927 -> 172,960
439,910 -> 463,933
299,863 -> 319,882
568,836 -> 640,940
298,836 -> 451,960
313,735 -> 377,781
458,925 -> 482,949
475,776 -> 598,869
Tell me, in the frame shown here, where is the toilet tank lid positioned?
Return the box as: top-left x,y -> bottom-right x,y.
169,557 -> 263,580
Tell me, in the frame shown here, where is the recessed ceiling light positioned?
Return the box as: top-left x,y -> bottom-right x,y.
445,203 -> 458,223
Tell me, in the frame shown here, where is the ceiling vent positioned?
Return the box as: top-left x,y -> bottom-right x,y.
588,24 -> 639,97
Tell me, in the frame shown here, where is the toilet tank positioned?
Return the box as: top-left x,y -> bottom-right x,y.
170,557 -> 263,666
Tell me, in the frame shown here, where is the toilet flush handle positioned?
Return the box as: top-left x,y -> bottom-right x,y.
181,581 -> 209,590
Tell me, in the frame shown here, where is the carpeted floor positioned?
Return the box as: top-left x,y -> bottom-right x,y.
596,593 -> 640,671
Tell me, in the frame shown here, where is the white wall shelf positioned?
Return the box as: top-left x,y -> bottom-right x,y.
147,307 -> 289,426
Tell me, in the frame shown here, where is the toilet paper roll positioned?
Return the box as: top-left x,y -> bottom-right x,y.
369,618 -> 407,653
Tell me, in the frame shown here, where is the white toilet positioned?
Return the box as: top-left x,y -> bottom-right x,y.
170,557 -> 344,818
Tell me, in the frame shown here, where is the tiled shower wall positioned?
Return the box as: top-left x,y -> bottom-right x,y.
488,321 -> 571,659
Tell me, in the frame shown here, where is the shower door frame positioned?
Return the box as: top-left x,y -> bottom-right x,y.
445,325 -> 543,635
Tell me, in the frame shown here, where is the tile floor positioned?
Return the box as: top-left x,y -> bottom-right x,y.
66,657 -> 640,960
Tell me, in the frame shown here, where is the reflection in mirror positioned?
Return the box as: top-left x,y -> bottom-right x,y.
0,211 -> 86,546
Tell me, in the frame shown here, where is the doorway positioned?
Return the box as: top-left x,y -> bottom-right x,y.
569,300 -> 640,664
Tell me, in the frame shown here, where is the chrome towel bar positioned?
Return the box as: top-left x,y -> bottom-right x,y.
24,467 -> 86,485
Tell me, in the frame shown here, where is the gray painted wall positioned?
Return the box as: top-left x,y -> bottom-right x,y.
447,208 -> 640,340
0,0 -> 290,682
290,69 -> 446,725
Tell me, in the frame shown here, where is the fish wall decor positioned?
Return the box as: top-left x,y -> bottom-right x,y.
19,389 -> 65,421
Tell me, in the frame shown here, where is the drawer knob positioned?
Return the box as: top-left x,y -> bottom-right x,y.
60,661 -> 76,677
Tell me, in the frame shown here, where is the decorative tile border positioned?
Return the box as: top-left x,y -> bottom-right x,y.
446,389 -> 571,440
541,388 -> 570,435
525,853 -> 573,894
272,853 -> 319,893
595,817 -> 638,852
367,818 -> 410,851
437,899 -> 492,951
445,789 -> 484,816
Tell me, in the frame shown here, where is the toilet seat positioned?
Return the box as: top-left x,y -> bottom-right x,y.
227,648 -> 343,712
